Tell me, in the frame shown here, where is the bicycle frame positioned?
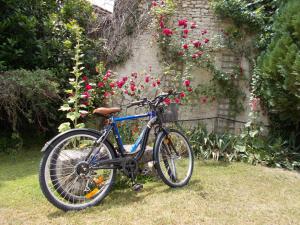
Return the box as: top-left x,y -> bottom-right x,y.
88,110 -> 159,167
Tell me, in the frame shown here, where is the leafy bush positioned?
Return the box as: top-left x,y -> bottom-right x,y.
0,69 -> 60,133
0,0 -> 99,75
186,123 -> 300,170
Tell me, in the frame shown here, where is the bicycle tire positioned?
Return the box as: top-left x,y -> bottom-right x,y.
154,128 -> 194,188
39,129 -> 116,211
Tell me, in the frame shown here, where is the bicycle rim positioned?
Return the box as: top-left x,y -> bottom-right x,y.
157,131 -> 193,186
43,133 -> 114,208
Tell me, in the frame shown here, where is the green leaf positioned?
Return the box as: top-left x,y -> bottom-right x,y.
59,104 -> 71,111
65,89 -> 73,94
75,123 -> 85,128
67,112 -> 80,121
249,130 -> 259,138
58,122 -> 71,133
234,145 -> 246,153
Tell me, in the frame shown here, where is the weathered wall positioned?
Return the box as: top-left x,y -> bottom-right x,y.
105,0 -> 268,133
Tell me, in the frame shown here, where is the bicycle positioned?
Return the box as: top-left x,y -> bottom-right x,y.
39,90 -> 194,211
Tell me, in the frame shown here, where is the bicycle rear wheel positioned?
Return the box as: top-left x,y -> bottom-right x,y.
154,129 -> 194,187
39,130 -> 116,211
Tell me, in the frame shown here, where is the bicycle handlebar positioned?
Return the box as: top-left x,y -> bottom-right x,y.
127,90 -> 179,109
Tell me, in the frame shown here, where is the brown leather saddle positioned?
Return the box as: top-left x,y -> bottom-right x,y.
93,107 -> 121,117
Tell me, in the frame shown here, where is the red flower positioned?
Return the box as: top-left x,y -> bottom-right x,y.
183,34 -> 188,38
178,19 -> 188,28
192,53 -> 198,59
183,43 -> 189,49
117,80 -> 124,88
104,92 -> 110,98
164,98 -> 171,105
145,75 -> 150,83
156,79 -> 161,85
152,82 -> 157,87
183,29 -> 189,35
179,92 -> 185,98
187,87 -> 193,92
97,82 -> 104,88
193,40 -> 201,48
183,79 -> 190,87
160,20 -> 165,29
204,38 -> 209,43
111,91 -> 115,95
201,29 -> 208,35
109,82 -> 115,88
162,28 -> 173,36
175,98 -> 180,104
124,90 -> 128,94
106,71 -> 111,77
197,51 -> 203,56
178,51 -> 184,56
103,76 -> 108,81
152,1 -> 157,7
130,84 -> 136,92
122,76 -> 128,82
83,91 -> 90,99
85,84 -> 92,91
191,22 -> 197,29
82,75 -> 88,82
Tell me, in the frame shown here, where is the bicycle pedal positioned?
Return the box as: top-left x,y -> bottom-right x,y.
141,168 -> 150,176
132,183 -> 143,192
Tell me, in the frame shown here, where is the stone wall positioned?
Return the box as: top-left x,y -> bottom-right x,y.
98,0 -> 269,133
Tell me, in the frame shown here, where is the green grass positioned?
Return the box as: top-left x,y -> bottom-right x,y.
0,150 -> 300,225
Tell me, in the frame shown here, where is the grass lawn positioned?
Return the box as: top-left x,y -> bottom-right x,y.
0,149 -> 300,225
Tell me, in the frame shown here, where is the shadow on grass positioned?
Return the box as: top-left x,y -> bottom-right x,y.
0,149 -> 42,185
47,177 -> 204,218
200,160 -> 230,167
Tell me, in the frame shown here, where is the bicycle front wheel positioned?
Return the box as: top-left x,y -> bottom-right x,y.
154,129 -> 194,187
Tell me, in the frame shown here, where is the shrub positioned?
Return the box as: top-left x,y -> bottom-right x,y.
257,0 -> 300,134
0,69 -> 60,133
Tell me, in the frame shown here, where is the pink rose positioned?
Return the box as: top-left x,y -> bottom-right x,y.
85,84 -> 92,91
164,98 -> 171,105
183,79 -> 190,87
162,28 -> 173,36
98,82 -> 104,88
178,19 -> 188,28
204,38 -> 209,43
193,40 -> 201,48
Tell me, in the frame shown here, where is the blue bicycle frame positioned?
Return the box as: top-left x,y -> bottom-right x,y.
112,111 -> 156,153
89,110 -> 158,164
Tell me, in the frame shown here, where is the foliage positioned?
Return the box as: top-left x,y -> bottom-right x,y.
186,122 -> 300,170
0,0 -> 97,73
257,0 -> 300,133
0,69 -> 60,132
